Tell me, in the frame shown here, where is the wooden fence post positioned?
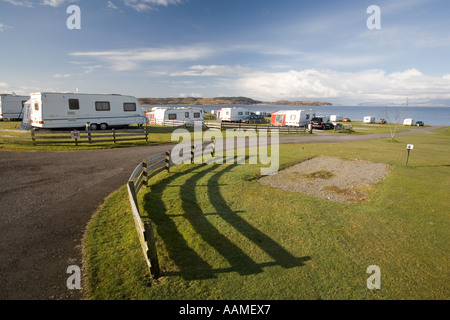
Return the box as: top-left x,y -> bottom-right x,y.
165,150 -> 171,172
112,128 -> 116,144
86,123 -> 92,143
191,144 -> 195,164
142,159 -> 148,186
144,220 -> 161,278
31,129 -> 36,146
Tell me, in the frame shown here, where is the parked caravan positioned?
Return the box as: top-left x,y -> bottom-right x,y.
146,106 -> 204,124
21,92 -> 146,130
403,118 -> 415,126
217,107 -> 250,122
270,110 -> 288,126
0,94 -> 29,120
363,116 -> 375,123
330,115 -> 343,122
271,110 -> 313,127
284,110 -> 313,127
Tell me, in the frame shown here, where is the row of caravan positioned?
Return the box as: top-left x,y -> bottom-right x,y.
2,92 -> 147,130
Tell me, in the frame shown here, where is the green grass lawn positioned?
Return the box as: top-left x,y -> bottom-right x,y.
83,127 -> 449,300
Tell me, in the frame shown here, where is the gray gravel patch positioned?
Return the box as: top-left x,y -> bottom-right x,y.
259,155 -> 392,203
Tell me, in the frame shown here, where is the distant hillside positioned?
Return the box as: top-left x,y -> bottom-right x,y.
138,97 -> 262,105
139,96 -> 332,106
273,100 -> 332,106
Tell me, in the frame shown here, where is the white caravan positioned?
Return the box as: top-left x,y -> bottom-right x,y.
217,107 -> 250,122
283,110 -> 313,127
146,106 -> 205,124
403,118 -> 415,126
21,92 -> 147,130
363,116 -> 375,123
0,94 -> 30,120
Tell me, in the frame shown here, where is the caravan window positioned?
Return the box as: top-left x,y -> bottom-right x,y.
124,103 -> 136,112
168,113 -> 177,120
95,101 -> 110,111
34,103 -> 39,111
238,112 -> 243,115
194,112 -> 200,118
69,99 -> 80,110
185,112 -> 190,118
290,114 -> 297,120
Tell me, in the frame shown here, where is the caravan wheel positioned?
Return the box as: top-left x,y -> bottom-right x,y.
89,123 -> 98,131
100,123 -> 108,130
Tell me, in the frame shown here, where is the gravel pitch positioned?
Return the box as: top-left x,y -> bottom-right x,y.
259,155 -> 392,203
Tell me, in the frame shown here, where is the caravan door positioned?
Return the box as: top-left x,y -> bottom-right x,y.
20,102 -> 32,130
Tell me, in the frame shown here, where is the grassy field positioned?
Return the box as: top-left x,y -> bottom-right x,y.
83,126 -> 449,300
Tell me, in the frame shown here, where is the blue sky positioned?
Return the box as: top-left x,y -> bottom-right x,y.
1,0 -> 450,105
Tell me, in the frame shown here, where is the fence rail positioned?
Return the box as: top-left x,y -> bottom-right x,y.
206,121 -> 307,133
147,118 -> 204,127
127,144 -> 201,278
0,128 -> 149,146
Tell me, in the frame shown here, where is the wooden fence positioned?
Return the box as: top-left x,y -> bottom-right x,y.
0,128 -> 148,146
206,121 -> 307,133
147,118 -> 204,127
127,144 -> 202,278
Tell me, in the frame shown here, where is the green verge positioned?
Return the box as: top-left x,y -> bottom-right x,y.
83,127 -> 450,300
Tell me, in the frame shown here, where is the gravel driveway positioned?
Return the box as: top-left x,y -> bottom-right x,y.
0,126 -> 439,300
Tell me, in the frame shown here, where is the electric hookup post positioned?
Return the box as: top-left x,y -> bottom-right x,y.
406,144 -> 414,166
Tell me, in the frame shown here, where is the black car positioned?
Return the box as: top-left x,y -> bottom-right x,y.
310,117 -> 334,130
242,114 -> 265,123
415,120 -> 424,126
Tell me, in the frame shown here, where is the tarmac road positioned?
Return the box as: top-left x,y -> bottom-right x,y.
0,126 -> 438,300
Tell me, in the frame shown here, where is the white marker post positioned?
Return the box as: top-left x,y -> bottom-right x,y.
406,144 -> 414,166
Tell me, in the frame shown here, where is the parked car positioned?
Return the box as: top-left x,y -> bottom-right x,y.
310,117 -> 334,130
415,120 -> 424,126
343,118 -> 351,122
242,114 -> 265,123
379,118 -> 387,124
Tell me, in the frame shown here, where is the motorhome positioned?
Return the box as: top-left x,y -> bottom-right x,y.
21,92 -> 146,130
271,110 -> 313,127
146,106 -> 204,125
217,107 -> 250,122
0,94 -> 30,120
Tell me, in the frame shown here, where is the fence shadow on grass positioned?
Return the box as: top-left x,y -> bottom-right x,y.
142,161 -> 310,280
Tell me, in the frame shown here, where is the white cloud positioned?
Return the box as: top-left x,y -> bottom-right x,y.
0,23 -> 12,32
3,0 -> 33,7
70,46 -> 214,71
41,0 -> 65,7
235,68 -> 450,103
170,65 -> 251,77
107,1 -> 118,9
123,0 -> 182,11
53,73 -> 71,78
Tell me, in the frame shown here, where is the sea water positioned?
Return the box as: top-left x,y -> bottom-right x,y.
143,105 -> 450,126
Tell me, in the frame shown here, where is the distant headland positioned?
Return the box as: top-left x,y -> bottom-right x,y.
138,96 -> 332,106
